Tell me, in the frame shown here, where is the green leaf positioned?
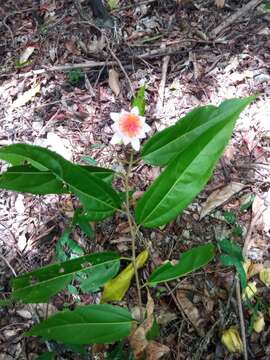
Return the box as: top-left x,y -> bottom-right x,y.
82,155 -> 97,166
11,252 -> 120,303
132,86 -> 146,116
220,254 -> 247,289
72,209 -> 95,237
56,230 -> 85,262
0,144 -> 121,220
136,97 -> 255,227
0,298 -> 13,307
142,105 -> 217,166
0,165 -> 65,194
36,352 -> 56,360
83,165 -> 114,184
26,304 -> 134,344
149,244 -> 215,285
240,194 -> 255,212
80,260 -> 120,293
219,239 -> 244,261
223,211 -> 236,225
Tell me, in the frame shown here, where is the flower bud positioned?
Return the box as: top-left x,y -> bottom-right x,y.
221,327 -> 243,353
242,281 -> 257,301
259,268 -> 270,286
253,312 -> 265,333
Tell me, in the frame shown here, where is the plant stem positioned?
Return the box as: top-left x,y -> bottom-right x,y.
125,151 -> 144,322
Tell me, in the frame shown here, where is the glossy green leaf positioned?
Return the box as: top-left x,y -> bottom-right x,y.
136,97 -> 255,227
220,254 -> 247,289
80,260 -> 120,293
132,86 -> 145,116
219,238 -> 244,261
149,244 -> 215,285
0,165 -> 65,194
142,105 -> 217,166
72,208 -> 94,237
36,352 -> 56,360
26,304 -> 134,344
0,164 -> 114,195
0,144 -> 121,220
12,252 -> 120,303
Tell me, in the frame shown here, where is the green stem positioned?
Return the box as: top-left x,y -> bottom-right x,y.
125,150 -> 144,322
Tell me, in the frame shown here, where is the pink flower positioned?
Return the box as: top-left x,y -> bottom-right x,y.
110,107 -> 151,151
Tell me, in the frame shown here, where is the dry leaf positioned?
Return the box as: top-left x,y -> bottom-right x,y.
19,46 -> 35,64
101,250 -> 149,302
252,191 -> 270,233
215,0 -> 225,8
65,39 -> 80,55
145,341 -> 170,360
200,182 -> 245,219
129,294 -> 169,360
243,259 -> 264,279
108,69 -> 121,96
12,83 -> 40,108
176,290 -> 204,335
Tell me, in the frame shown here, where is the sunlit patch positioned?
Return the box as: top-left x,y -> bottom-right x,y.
119,113 -> 142,138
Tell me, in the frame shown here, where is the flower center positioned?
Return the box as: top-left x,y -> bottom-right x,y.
119,113 -> 142,138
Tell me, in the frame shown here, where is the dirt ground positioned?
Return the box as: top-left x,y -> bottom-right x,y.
0,0 -> 270,359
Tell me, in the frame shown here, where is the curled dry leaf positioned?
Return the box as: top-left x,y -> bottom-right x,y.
243,259 -> 264,279
145,341 -> 170,360
176,290 -> 205,336
129,294 -> 169,360
200,182 -> 245,219
108,69 -> 121,96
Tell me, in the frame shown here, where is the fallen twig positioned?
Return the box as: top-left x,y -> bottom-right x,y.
210,0 -> 263,38
155,45 -> 170,114
236,278 -> 248,360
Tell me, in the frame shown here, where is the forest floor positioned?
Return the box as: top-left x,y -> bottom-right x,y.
0,0 -> 270,359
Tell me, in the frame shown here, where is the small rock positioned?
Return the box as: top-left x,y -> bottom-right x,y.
16,309 -> 32,320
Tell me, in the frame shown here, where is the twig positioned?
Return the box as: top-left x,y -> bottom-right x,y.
125,151 -> 144,322
210,0 -> 263,38
15,60 -> 117,78
234,196 -> 266,360
155,45 -> 170,114
236,278 -> 248,360
0,254 -> 17,277
243,202 -> 266,257
107,42 -> 135,97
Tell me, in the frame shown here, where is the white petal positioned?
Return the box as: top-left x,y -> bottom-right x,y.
110,112 -> 121,122
110,133 -> 122,145
131,138 -> 140,151
131,107 -> 139,115
139,116 -> 146,123
143,123 -> 151,133
122,136 -> 130,145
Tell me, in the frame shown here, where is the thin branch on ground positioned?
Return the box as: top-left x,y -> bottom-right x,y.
125,151 -> 144,322
236,278 -> 248,360
155,45 -> 170,114
210,0 -> 263,38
